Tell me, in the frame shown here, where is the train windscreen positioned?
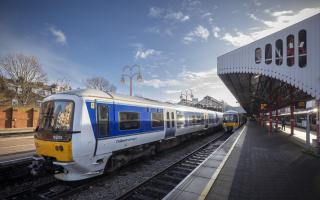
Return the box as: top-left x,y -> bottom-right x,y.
38,100 -> 74,132
223,114 -> 238,123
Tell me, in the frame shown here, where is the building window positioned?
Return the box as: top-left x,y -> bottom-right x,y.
119,112 -> 140,130
287,34 -> 294,66
298,30 -> 307,68
255,48 -> 261,64
275,39 -> 283,65
166,112 -> 170,128
265,44 -> 272,64
151,112 -> 164,128
97,104 -> 108,137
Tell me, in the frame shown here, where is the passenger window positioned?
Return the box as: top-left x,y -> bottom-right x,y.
177,112 -> 184,128
265,44 -> 272,64
119,112 -> 140,130
166,112 -> 170,128
255,48 -> 261,64
97,105 -> 108,137
171,112 -> 175,128
275,39 -> 283,65
287,34 -> 294,66
151,112 -> 164,128
298,30 -> 307,68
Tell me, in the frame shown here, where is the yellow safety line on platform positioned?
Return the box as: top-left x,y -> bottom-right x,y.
198,125 -> 247,200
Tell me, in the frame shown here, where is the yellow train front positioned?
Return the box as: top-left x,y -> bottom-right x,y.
223,110 -> 242,132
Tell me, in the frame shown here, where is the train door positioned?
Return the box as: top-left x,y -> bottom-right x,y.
94,101 -> 114,156
165,109 -> 176,138
204,113 -> 209,128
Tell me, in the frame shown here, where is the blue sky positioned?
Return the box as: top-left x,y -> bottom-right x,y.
0,0 -> 320,106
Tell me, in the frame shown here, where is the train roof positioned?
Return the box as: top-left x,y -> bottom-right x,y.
224,110 -> 239,114
57,89 -> 221,114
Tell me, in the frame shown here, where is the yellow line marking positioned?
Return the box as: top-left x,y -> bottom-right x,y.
198,126 -> 247,200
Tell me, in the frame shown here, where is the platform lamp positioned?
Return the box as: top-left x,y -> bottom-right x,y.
121,65 -> 143,96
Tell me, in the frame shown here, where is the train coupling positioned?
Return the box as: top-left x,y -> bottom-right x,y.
30,155 -> 64,176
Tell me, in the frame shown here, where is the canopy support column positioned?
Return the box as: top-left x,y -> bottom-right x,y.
290,103 -> 294,135
269,108 -> 272,135
276,109 -> 278,131
317,99 -> 320,152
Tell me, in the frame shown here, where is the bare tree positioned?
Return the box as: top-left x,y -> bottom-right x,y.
85,76 -> 116,93
0,53 -> 47,105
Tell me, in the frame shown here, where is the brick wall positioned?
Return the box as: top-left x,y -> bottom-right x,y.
0,106 -> 39,128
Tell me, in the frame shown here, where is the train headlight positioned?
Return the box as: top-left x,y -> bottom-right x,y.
59,145 -> 64,151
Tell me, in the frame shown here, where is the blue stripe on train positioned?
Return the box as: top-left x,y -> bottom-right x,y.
85,101 -> 164,139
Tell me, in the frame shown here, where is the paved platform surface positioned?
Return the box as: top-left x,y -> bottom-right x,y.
0,134 -> 35,156
207,121 -> 320,200
0,128 -> 34,137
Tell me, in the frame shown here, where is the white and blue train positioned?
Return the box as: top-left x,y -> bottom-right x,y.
32,89 -> 223,181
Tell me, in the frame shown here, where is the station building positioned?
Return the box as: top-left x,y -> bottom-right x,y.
217,13 -> 320,150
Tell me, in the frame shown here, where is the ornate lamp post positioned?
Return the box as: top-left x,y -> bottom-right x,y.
180,89 -> 194,104
121,65 -> 143,96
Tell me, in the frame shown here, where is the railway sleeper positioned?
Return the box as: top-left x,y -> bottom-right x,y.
166,170 -> 189,178
180,162 -> 198,168
131,192 -> 155,200
161,174 -> 184,183
143,185 -> 170,195
176,163 -> 195,170
139,188 -> 165,199
186,157 -> 204,163
184,160 -> 203,165
151,179 -> 178,188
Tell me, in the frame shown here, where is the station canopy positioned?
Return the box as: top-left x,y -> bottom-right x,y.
217,13 -> 320,115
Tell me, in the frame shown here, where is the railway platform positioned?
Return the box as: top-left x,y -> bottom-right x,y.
0,134 -> 35,165
165,121 -> 320,200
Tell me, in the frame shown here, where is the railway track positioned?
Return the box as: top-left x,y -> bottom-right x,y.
0,156 -> 34,186
116,133 -> 230,200
2,131 -> 228,200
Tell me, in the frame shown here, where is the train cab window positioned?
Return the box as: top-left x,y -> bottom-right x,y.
119,112 -> 140,130
171,112 -> 175,128
97,104 -> 108,137
265,44 -> 272,64
275,39 -> 283,65
166,112 -> 170,128
298,30 -> 307,68
287,34 -> 294,66
255,48 -> 261,64
151,112 -> 164,128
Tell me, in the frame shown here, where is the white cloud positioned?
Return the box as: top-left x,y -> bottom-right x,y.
165,11 -> 190,22
149,7 -> 163,18
49,26 -> 67,45
165,89 -> 182,94
221,7 -> 320,47
145,26 -> 174,36
183,25 -> 210,44
178,68 -> 217,81
149,7 -> 190,23
135,48 -> 161,59
271,10 -> 294,17
212,26 -> 221,38
253,0 -> 262,7
142,79 -> 181,88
